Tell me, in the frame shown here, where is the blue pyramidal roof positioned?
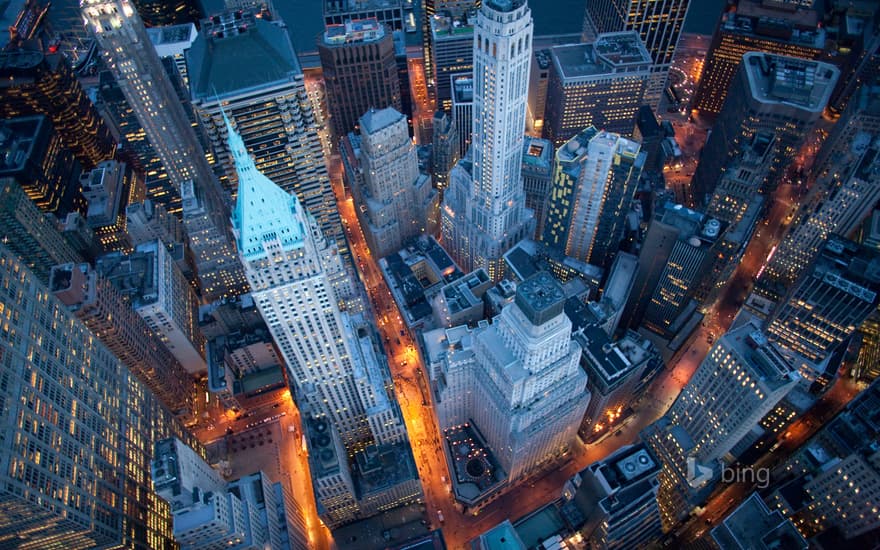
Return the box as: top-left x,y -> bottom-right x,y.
228,109 -> 305,261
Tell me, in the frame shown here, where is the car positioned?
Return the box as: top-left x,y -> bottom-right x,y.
437,510 -> 444,523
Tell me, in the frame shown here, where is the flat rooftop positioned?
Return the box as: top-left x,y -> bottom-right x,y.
711,493 -> 807,550
552,31 -> 650,81
324,17 -> 386,44
742,52 -> 839,112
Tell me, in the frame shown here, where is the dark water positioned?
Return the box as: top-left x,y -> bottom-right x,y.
203,0 -> 726,57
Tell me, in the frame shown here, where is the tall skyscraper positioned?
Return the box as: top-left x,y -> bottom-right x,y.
643,323 -> 798,527
97,241 -> 208,374
351,107 -> 435,258
543,32 -> 652,145
440,0 -> 536,280
692,53 -> 839,204
227,112 -> 421,526
0,49 -> 116,170
581,0 -> 690,109
0,115 -> 85,217
318,17 -> 403,139
50,262 -> 197,418
429,9 -> 475,111
0,178 -> 83,283
766,236 -> 880,388
432,110 -> 458,190
705,131 -> 775,225
0,242 -> 203,549
188,11 -> 342,245
81,159 -> 144,253
691,0 -> 826,118
421,0 -> 478,101
541,128 -> 643,269
434,272 -> 589,484
451,74 -> 473,157
521,136 -> 553,239
82,0 -> 246,301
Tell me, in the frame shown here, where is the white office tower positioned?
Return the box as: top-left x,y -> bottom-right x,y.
354,107 -> 435,259
440,0 -> 536,280
82,0 -> 247,301
152,438 -> 308,550
228,114 -> 368,447
436,272 -> 589,483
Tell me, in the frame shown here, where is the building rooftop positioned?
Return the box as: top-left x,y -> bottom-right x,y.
724,322 -> 798,391
353,442 -> 419,497
452,76 -> 473,104
360,106 -> 405,135
324,17 -> 386,44
187,13 -> 301,100
742,52 -> 839,113
722,0 -> 823,47
515,272 -> 566,326
430,11 -> 474,39
521,136 -> 553,169
323,0 -> 403,15
474,520 -> 526,549
304,416 -> 343,478
0,115 -> 46,174
96,241 -> 160,308
711,493 -> 807,550
551,32 -> 651,81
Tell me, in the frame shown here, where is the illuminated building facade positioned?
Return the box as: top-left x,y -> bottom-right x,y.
691,0 -> 826,118
0,243 -> 203,549
542,127 -> 643,269
318,17 -> 402,139
50,262 -> 196,419
0,49 -> 116,171
83,0 -> 246,301
692,53 -> 838,205
188,12 -> 343,249
705,132 -> 775,225
432,110 -> 458,191
766,236 -> 880,387
81,159 -> 144,254
543,32 -> 651,146
0,115 -> 85,218
440,0 -> 536,280
0,178 -> 82,284
430,9 -> 474,111
350,107 -> 434,258
581,0 -> 690,109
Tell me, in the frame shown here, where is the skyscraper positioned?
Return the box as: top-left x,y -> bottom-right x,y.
131,0 -> 202,26
49,262 -> 197,418
323,0 -> 406,32
541,128 -> 643,269
429,9 -> 475,111
318,17 -> 403,139
691,0 -> 826,118
440,0 -> 536,280
188,11 -> 342,245
0,242 -> 203,549
581,0 -> 690,109
434,272 -> 589,484
0,115 -> 85,217
766,236 -> 880,388
0,178 -> 83,283
81,159 -> 144,253
521,136 -> 553,239
351,107 -> 435,258
692,53 -> 839,204
0,49 -> 116,171
432,110 -> 458,191
543,32 -> 652,145
82,0 -> 246,300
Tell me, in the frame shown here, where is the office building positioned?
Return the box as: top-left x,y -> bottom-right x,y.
760,116 -> 880,296
0,178 -> 82,283
432,110 -> 458,191
600,251 -> 639,337
146,22 -> 199,85
188,11 -> 342,247
521,136 -> 553,240
0,48 -> 115,170
692,0 -> 826,118
451,75 -> 473,158
323,0 -> 405,32
766,236 -> 880,387
563,443 -> 663,549
152,438 -> 309,549
0,243 -> 202,549
0,115 -> 84,217
131,0 -> 201,26
542,128 -> 643,269
527,48 -> 551,135
351,107 -> 435,258
61,211 -> 103,262
83,0 -> 246,301
644,323 -> 798,526
98,241 -> 208,373
692,53 -> 838,204
318,17 -> 402,139
127,199 -> 186,248
82,159 -> 144,253
711,493 -> 807,550
430,9 -> 474,111
440,0 -> 536,280
581,0 -> 690,109
50,262 -> 196,418
705,132 -> 775,225
434,272 -> 589,485
768,381 -> 880,541
421,0 -> 477,101
543,32 -> 651,146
